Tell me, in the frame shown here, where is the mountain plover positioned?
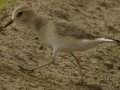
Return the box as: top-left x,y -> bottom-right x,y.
4,5 -> 120,83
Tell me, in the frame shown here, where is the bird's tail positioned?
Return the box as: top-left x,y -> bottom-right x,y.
95,38 -> 120,45
111,38 -> 120,45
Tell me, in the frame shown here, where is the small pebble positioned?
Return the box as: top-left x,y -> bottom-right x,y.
110,70 -> 116,74
104,61 -> 114,68
100,79 -> 108,84
0,53 -> 4,57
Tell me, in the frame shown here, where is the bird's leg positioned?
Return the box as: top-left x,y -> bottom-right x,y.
26,58 -> 55,71
70,52 -> 84,84
19,50 -> 57,71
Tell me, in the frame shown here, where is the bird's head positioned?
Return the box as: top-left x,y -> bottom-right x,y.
4,5 -> 35,28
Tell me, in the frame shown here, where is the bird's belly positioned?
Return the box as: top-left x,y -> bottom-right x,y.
43,36 -> 100,52
56,40 -> 102,52
41,33 -> 105,52
55,40 -> 90,52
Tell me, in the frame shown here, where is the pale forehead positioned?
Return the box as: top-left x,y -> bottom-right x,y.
12,5 -> 30,19
12,5 -> 30,14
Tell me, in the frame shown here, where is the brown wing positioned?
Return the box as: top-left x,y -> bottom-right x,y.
55,20 -> 99,39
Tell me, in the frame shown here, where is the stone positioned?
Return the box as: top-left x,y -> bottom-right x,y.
104,61 -> 114,68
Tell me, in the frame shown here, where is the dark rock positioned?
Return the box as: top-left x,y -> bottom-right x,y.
118,66 -> 120,70
35,36 -> 38,40
39,45 -> 44,50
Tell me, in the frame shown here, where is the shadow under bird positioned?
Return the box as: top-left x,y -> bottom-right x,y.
4,5 -> 120,84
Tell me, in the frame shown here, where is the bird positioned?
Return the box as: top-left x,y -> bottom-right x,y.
4,5 -> 120,84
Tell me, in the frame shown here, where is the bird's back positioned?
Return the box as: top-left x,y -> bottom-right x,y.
54,19 -> 99,39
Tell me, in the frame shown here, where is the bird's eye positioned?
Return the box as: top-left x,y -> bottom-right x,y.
17,12 -> 23,17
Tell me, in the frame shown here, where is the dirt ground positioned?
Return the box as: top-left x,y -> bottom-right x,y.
0,0 -> 120,90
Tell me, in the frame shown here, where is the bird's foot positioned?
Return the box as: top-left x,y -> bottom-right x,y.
18,65 -> 34,73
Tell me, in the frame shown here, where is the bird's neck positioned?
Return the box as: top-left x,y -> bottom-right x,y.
26,15 -> 46,39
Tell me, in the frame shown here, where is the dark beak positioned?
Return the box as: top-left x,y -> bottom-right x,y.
4,20 -> 14,28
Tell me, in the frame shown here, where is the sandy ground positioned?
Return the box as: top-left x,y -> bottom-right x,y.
0,0 -> 120,90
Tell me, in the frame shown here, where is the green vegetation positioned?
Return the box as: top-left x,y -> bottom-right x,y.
0,0 -> 7,16
0,0 -> 16,18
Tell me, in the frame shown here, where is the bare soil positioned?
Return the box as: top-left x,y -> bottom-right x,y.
0,0 -> 120,90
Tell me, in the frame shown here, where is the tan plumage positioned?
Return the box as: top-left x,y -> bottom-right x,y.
4,5 -> 120,84
54,20 -> 97,39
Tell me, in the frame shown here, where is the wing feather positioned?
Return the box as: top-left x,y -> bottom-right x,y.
55,20 -> 98,39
